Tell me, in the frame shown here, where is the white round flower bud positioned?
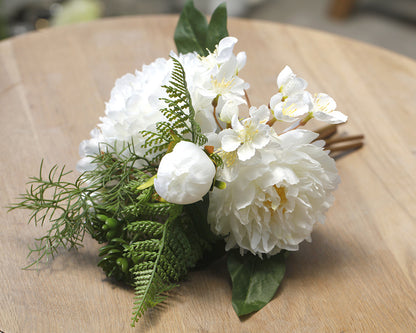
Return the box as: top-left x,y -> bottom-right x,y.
154,141 -> 216,205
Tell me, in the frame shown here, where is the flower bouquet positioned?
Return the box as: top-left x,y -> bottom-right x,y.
10,0 -> 363,327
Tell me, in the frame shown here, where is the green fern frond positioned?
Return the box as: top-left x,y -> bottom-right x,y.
121,202 -> 174,221
141,56 -> 208,164
131,266 -> 176,323
125,221 -> 164,239
129,204 -> 183,326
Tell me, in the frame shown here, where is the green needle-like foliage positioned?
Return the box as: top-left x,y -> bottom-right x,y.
8,160 -> 96,268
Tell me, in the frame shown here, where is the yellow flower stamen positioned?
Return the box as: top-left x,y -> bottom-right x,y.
282,103 -> 298,116
217,149 -> 237,168
212,77 -> 235,94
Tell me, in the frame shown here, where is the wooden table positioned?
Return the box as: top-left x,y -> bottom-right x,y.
1,16 -> 415,332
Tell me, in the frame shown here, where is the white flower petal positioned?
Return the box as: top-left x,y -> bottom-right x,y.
249,104 -> 270,123
314,110 -> 348,124
221,130 -> 242,152
277,65 -> 294,87
236,52 -> 247,72
311,93 -> 348,124
283,77 -> 308,96
237,142 -> 255,161
217,36 -> 238,63
276,65 -> 308,99
252,129 -> 270,149
218,99 -> 239,123
270,93 -> 283,110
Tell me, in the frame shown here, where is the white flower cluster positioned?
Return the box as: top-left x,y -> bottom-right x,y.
77,37 -> 248,172
78,37 -> 347,256
270,65 -> 348,125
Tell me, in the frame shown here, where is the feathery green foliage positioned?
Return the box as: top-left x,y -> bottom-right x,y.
8,161 -> 95,268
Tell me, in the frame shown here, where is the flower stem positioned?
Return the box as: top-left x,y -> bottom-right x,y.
244,89 -> 251,108
212,95 -> 224,131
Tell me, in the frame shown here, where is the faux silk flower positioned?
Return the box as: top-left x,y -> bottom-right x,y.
219,105 -> 271,161
154,141 -> 216,205
209,129 -> 340,255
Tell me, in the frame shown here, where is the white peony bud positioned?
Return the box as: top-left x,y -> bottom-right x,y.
154,141 -> 216,205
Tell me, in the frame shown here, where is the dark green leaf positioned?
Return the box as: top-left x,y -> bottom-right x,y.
227,250 -> 287,317
206,2 -> 228,52
184,194 -> 226,266
174,0 -> 208,56
184,194 -> 215,242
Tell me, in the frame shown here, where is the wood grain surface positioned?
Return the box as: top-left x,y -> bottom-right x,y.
1,16 -> 415,332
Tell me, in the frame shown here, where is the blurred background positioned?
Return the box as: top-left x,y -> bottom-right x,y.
0,0 -> 415,58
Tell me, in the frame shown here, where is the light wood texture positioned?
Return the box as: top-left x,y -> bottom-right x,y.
1,16 -> 416,332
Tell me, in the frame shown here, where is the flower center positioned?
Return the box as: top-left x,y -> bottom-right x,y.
315,94 -> 333,113
213,77 -> 235,94
282,103 -> 299,116
218,149 -> 237,167
238,120 -> 259,143
274,185 -> 287,207
264,185 -> 287,213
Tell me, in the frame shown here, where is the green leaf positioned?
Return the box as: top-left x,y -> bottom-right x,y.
227,250 -> 287,317
184,194 -> 216,243
174,0 -> 208,56
136,175 -> 156,191
184,195 -> 226,266
206,2 -> 228,52
174,0 -> 229,56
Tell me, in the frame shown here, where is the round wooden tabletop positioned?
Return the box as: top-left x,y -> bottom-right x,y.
1,15 -> 415,332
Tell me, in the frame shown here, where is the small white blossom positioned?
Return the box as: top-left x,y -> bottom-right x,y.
310,93 -> 348,124
269,66 -> 311,122
217,98 -> 240,123
198,57 -> 248,105
154,141 -> 216,205
197,37 -> 249,129
202,36 -> 246,73
270,92 -> 310,122
277,65 -> 308,97
219,105 -> 271,161
209,129 -> 340,256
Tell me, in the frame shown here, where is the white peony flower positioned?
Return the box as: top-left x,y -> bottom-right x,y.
310,93 -> 348,124
77,57 -> 172,172
154,141 -> 216,205
208,129 -> 340,256
219,105 -> 271,161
